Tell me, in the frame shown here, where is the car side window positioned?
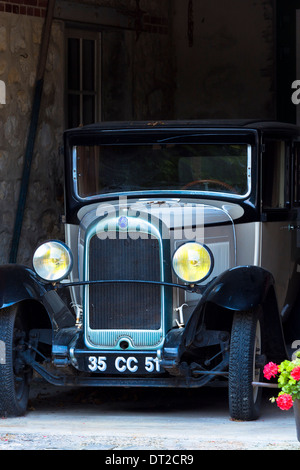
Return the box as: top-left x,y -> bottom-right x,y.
262,140 -> 290,209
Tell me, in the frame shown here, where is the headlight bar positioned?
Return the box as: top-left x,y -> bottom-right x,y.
55,278 -> 209,294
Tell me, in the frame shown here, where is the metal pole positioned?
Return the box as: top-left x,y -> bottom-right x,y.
252,381 -> 278,389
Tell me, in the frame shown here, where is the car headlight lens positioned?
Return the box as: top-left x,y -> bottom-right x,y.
172,242 -> 213,283
33,241 -> 73,282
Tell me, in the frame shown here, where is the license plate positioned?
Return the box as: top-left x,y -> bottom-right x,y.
87,353 -> 162,374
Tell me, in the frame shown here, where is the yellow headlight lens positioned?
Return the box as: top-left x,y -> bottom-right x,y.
33,241 -> 73,282
172,242 -> 213,283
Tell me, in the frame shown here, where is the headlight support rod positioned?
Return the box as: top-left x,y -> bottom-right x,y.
55,278 -> 211,294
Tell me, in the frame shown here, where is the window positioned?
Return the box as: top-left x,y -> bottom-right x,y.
74,143 -> 250,199
66,29 -> 101,128
293,143 -> 300,205
262,140 -> 290,209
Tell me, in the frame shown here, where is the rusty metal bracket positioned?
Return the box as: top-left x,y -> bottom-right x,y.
252,381 -> 278,388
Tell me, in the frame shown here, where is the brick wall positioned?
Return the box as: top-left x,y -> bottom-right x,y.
0,1 -> 169,33
0,0 -> 48,17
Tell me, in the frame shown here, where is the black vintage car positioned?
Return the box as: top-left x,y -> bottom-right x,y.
1,119 -> 300,420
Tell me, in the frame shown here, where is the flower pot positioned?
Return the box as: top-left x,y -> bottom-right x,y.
293,399 -> 300,441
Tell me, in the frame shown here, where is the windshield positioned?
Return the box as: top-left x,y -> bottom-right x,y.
74,143 -> 250,198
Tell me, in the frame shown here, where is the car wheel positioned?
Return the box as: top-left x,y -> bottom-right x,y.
0,306 -> 32,417
228,308 -> 264,421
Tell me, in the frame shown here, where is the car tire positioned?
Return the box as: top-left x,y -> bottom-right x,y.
0,305 -> 31,417
228,308 -> 264,421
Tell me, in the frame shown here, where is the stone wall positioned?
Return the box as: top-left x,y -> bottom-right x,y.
102,27 -> 173,121
0,1 -> 173,266
0,13 -> 65,265
101,0 -> 173,121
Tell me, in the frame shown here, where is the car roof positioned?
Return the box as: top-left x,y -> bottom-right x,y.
65,119 -> 300,134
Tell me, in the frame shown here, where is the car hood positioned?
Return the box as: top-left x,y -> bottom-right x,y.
78,198 -> 243,235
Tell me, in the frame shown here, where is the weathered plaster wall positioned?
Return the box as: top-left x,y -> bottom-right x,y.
172,0 -> 276,119
0,13 -> 65,265
101,0 -> 173,121
102,27 -> 174,121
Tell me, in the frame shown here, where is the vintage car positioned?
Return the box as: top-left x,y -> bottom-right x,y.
1,119 -> 300,420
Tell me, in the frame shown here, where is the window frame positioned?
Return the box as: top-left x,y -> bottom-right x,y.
65,28 -> 101,128
261,139 -> 292,212
292,141 -> 300,207
72,141 -> 252,202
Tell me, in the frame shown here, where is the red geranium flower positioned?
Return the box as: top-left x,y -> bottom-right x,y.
263,362 -> 279,380
276,393 -> 294,411
291,366 -> 300,381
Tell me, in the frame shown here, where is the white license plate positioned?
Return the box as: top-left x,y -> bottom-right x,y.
87,353 -> 161,374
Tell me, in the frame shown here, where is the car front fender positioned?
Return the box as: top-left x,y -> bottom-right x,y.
0,264 -> 48,309
182,266 -> 287,362
0,265 -> 75,329
202,265 -> 275,312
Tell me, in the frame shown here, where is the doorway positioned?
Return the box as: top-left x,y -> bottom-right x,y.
296,10 -> 300,125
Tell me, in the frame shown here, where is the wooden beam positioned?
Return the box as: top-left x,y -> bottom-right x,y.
54,0 -> 139,30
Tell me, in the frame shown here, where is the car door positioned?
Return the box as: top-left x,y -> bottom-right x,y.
288,141 -> 300,311
260,138 -> 300,317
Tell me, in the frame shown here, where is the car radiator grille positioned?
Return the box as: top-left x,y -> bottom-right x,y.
88,234 -> 161,331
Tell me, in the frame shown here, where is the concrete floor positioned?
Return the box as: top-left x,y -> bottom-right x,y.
0,379 -> 299,450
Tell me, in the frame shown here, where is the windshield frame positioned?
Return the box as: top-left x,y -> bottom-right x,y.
63,126 -> 259,224
71,141 -> 252,202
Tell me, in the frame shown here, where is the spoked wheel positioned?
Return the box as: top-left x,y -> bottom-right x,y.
0,306 -> 32,417
228,308 -> 264,421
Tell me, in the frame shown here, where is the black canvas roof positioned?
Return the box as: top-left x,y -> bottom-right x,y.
65,119 -> 300,134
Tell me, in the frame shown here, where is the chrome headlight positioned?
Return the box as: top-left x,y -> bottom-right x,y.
172,242 -> 213,284
33,240 -> 73,282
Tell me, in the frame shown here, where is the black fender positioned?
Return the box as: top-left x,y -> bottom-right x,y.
182,266 -> 287,362
0,264 -> 48,308
0,264 -> 74,329
201,265 -> 275,311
